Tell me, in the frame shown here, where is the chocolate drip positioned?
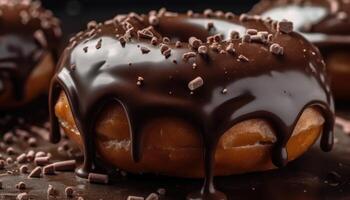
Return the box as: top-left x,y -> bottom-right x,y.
49,11 -> 334,200
0,0 -> 61,101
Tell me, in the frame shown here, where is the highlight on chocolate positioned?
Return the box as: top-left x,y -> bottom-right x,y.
49,8 -> 334,200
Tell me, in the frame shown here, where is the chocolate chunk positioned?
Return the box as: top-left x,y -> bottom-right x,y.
213,34 -> 222,42
87,20 -> 97,30
207,22 -> 215,31
140,46 -> 150,54
35,151 -> 46,158
26,150 -> 35,161
225,12 -> 235,19
188,77 -> 204,91
175,41 -> 182,48
6,147 -> 15,155
189,37 -> 202,49
163,49 -> 171,58
34,30 -> 47,47
28,166 -> 42,178
16,153 -> 27,163
151,37 -> 158,46
28,137 -> 37,147
160,44 -> 170,54
6,157 -> 13,164
157,188 -> 166,195
95,39 -> 102,49
226,43 -> 236,54
204,9 -> 214,17
3,132 -> 14,144
127,196 -> 144,200
269,43 -> 284,55
246,29 -> 258,35
238,54 -> 249,62
277,20 -> 293,34
47,184 -> 56,196
34,156 -> 50,166
0,160 -> 5,170
88,173 -> 109,184
65,186 -> 74,197
19,165 -> 28,174
53,160 -> 76,171
16,192 -> 29,200
146,193 -> 159,200
119,36 -> 126,47
242,34 -> 251,43
16,182 -> 26,190
230,31 -> 240,40
162,37 -> 170,43
182,52 -> 197,62
43,164 -> 55,175
198,45 -> 208,56
149,15 -> 159,25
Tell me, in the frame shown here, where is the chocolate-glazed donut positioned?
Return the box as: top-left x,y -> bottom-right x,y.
0,0 -> 61,108
49,9 -> 334,200
250,0 -> 350,100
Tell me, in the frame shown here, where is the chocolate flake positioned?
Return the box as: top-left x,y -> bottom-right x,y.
207,22 -> 215,31
163,49 -> 171,58
188,76 -> 204,91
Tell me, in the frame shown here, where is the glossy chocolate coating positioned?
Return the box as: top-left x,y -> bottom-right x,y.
49,10 -> 334,200
0,0 -> 61,101
250,0 -> 350,47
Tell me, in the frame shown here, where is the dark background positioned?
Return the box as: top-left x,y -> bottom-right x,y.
40,0 -> 259,43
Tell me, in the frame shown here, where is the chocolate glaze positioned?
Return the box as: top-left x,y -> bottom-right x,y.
0,0 -> 61,100
49,10 -> 334,200
250,0 -> 350,48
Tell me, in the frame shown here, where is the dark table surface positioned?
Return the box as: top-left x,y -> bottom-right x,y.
0,100 -> 349,200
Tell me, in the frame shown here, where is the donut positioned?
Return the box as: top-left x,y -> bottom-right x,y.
49,9 -> 334,200
250,0 -> 350,101
0,0 -> 61,108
